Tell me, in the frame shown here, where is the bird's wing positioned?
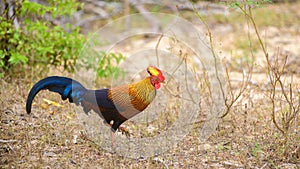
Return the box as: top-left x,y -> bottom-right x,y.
81,89 -> 116,111
108,85 -> 152,119
81,85 -> 149,121
106,85 -> 134,113
81,87 -> 130,113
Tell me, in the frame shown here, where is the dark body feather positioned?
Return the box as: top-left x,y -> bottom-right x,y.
26,76 -> 157,131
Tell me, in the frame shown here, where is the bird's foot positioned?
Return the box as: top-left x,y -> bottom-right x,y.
118,126 -> 130,137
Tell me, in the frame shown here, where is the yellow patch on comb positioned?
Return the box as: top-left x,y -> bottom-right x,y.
148,66 -> 160,76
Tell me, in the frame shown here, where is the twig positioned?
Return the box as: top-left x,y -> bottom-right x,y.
184,54 -> 197,104
4,108 -> 15,115
0,139 -> 18,143
260,162 -> 268,169
155,34 -> 164,67
192,3 -> 228,117
222,161 -> 244,168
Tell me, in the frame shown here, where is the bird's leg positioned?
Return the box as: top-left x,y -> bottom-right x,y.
103,120 -> 116,151
110,129 -> 116,151
111,120 -> 130,137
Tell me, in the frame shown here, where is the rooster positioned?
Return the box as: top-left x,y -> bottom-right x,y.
26,66 -> 165,138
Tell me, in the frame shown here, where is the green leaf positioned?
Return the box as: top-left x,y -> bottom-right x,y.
0,50 -> 5,59
8,52 -> 28,65
1,0 -> 86,76
0,60 -> 4,68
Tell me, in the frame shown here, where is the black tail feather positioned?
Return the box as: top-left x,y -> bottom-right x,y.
26,76 -> 87,114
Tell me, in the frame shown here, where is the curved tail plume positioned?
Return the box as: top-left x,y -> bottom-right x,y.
26,76 -> 87,114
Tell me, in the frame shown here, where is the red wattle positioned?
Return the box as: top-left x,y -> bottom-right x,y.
154,83 -> 160,89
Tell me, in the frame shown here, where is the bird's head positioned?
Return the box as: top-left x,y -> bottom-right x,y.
147,66 -> 165,89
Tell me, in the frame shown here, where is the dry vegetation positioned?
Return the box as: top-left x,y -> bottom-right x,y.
1,1 -> 300,168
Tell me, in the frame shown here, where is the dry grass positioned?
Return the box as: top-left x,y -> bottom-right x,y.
1,2 -> 300,168
1,77 -> 298,168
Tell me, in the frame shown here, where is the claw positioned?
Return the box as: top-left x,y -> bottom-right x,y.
118,126 -> 130,137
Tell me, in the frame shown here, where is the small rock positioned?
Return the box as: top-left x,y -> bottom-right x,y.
146,125 -> 156,133
203,143 -> 212,151
43,151 -> 56,157
73,135 -> 78,144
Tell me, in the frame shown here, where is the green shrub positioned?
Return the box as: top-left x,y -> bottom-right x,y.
97,52 -> 125,79
0,0 -> 85,77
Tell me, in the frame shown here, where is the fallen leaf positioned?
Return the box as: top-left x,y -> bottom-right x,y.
49,111 -> 56,115
40,103 -> 49,109
43,98 -> 63,107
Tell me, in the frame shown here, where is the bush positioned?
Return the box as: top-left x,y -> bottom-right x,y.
0,0 -> 85,77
